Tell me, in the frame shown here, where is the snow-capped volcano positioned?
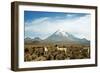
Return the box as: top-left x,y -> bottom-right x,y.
54,29 -> 68,37
44,30 -> 90,45
44,30 -> 73,42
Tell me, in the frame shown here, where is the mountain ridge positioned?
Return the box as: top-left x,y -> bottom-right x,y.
25,30 -> 90,45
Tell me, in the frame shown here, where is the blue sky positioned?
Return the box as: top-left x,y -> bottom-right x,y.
24,11 -> 91,40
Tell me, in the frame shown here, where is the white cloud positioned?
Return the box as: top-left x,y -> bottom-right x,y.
65,14 -> 75,18
25,15 -> 91,40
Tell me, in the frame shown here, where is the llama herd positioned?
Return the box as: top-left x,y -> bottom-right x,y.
44,46 -> 67,52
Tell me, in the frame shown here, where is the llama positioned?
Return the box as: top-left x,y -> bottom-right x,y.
56,46 -> 67,52
44,47 -> 48,52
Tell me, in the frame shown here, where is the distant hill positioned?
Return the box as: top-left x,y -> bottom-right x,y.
24,37 -> 41,44
24,37 -> 33,43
